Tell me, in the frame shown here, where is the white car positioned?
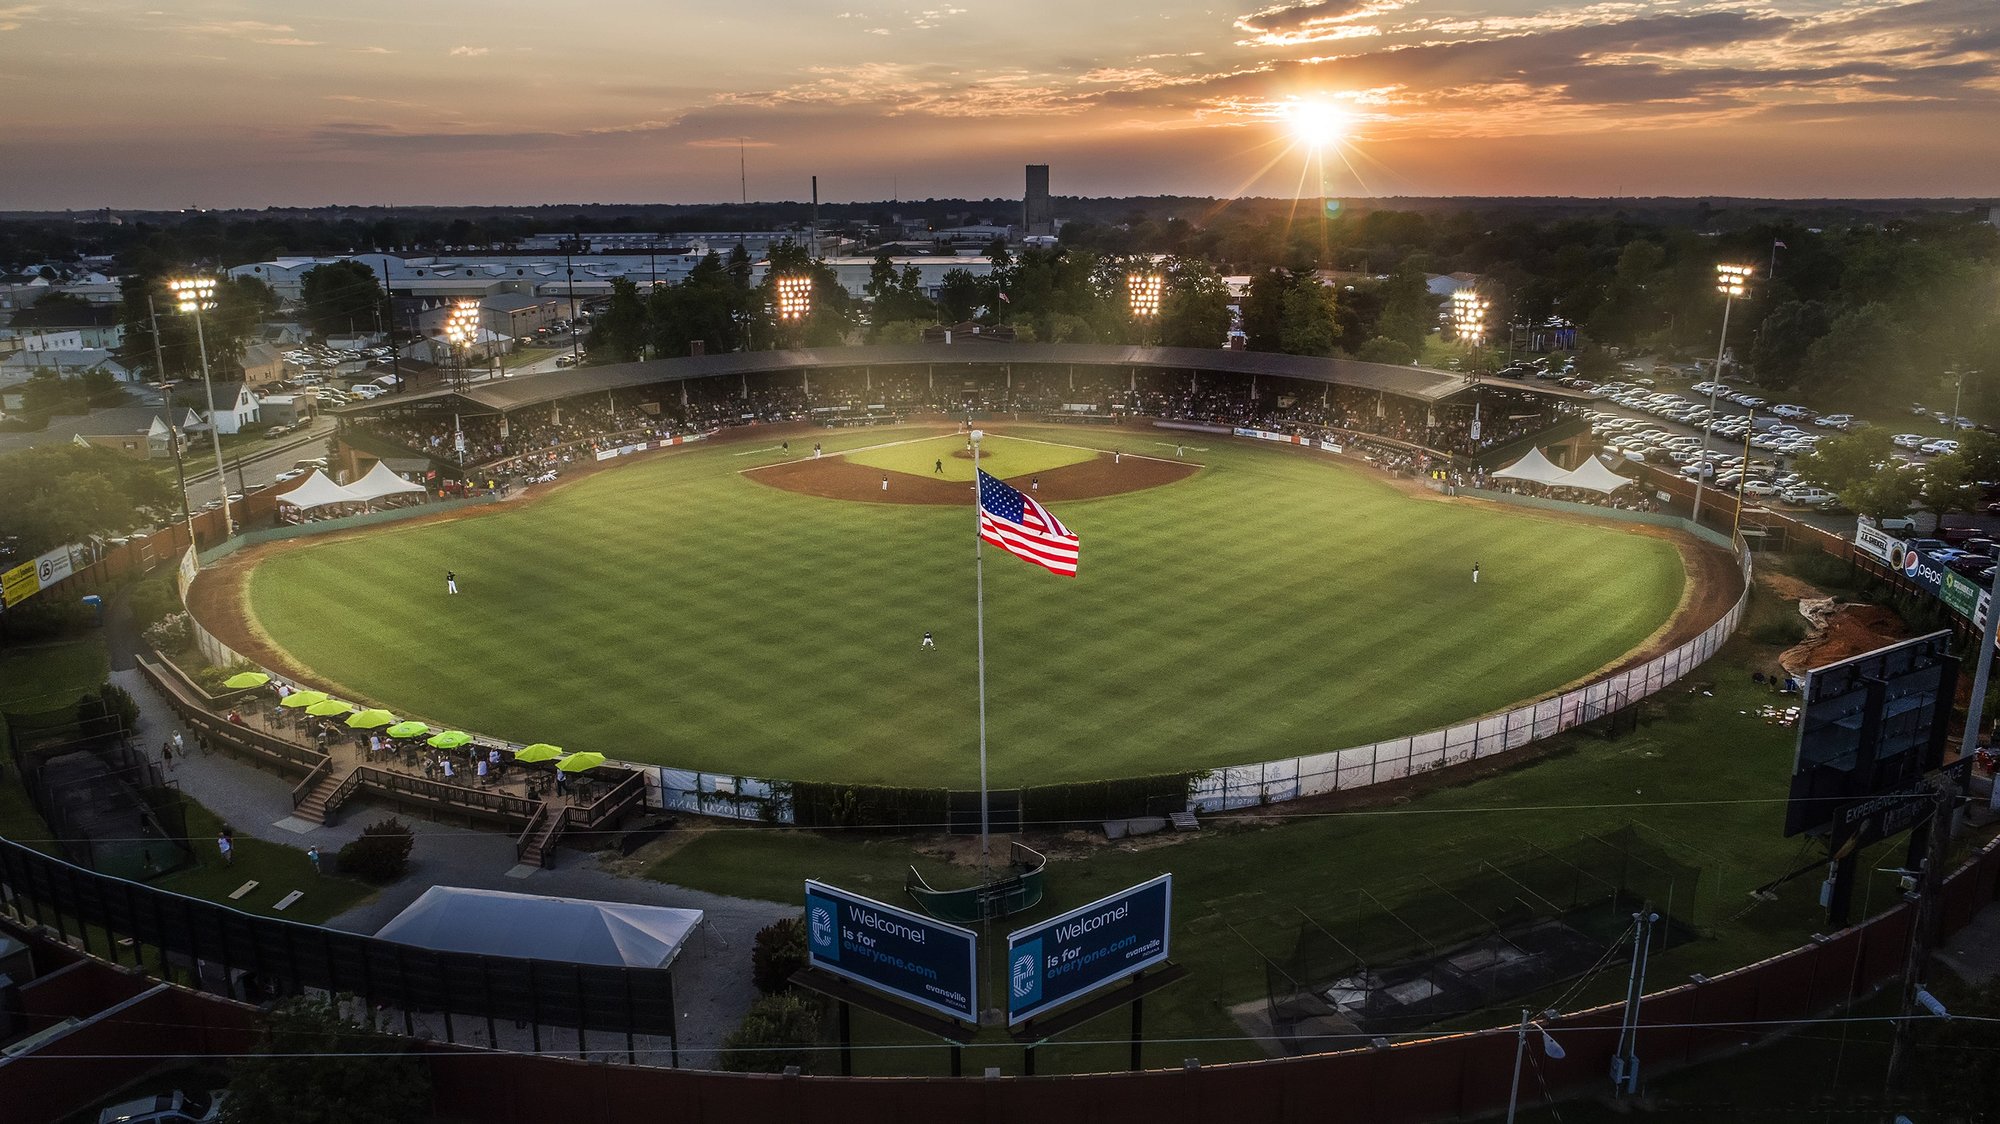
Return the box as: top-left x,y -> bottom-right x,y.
1741,480 -> 1781,497
273,469 -> 304,483
97,1089 -> 227,1124
350,383 -> 386,400
1921,438 -> 1961,456
1893,433 -> 1927,448
1771,404 -> 1810,419
1816,413 -> 1855,429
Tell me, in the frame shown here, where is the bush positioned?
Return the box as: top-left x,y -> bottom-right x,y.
719,992 -> 824,1073
75,681 -> 141,738
1355,336 -> 1417,365
0,594 -> 92,642
336,817 -> 414,882
144,611 -> 192,652
751,916 -> 807,995
129,573 -> 182,630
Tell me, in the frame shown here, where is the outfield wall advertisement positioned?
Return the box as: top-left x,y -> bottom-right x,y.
1854,524 -> 1998,636
2,545 -> 77,608
805,880 -> 978,1022
591,429 -> 719,462
1006,874 -> 1172,1025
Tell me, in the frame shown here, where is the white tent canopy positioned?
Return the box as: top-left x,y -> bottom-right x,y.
373,886 -> 704,969
275,469 -> 363,510
1491,446 -> 1571,485
343,461 -> 428,504
1557,455 -> 1636,494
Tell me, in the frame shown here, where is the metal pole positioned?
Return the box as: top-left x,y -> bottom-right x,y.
1691,291 -> 1733,526
148,296 -> 199,565
1734,408 -> 1755,537
1974,551 -> 2000,808
192,298 -> 234,536
973,430 -> 990,863
1505,1008 -> 1530,1124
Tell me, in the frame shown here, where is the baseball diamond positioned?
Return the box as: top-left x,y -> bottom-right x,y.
210,423 -> 1694,789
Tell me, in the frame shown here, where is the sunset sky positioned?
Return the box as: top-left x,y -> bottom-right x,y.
2,0 -> 1995,208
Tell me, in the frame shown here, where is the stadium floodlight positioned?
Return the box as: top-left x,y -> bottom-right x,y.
1128,272 -> 1164,319
1450,289 -> 1490,346
167,276 -> 234,537
775,275 -> 813,322
442,300 -> 482,390
1692,263 -> 1754,525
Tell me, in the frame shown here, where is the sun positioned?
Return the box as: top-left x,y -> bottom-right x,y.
1283,98 -> 1353,150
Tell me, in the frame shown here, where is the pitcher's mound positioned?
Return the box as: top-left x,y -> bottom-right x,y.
752,451 -> 1196,505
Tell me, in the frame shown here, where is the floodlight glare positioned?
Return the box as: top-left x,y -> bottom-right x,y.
1715,263 -> 1753,299
1450,289 -> 1489,345
775,275 -> 813,321
168,276 -> 217,314
1128,272 -> 1164,318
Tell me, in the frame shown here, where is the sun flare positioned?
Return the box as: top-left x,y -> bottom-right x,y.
1284,98 -> 1353,150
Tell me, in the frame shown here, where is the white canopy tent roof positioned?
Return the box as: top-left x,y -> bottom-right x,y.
342,461 -> 428,503
1491,446 -> 1571,485
274,469 -> 363,510
1557,455 -> 1637,494
373,886 -> 704,969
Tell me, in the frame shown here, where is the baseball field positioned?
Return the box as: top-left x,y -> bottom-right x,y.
229,425 -> 1688,787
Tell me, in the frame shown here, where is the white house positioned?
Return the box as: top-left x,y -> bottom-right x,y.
200,382 -> 262,436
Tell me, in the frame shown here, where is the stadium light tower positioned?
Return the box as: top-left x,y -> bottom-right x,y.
442,300 -> 481,390
1129,272 -> 1164,345
1691,263 -> 1754,525
1450,289 -> 1490,347
775,275 -> 813,323
167,276 -> 234,538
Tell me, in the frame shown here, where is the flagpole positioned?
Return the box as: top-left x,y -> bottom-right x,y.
971,428 -> 991,866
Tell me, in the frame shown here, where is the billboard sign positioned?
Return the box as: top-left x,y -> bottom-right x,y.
804,880 -> 978,1022
1784,631 -> 1956,838
1853,523 -> 1896,565
1006,874 -> 1172,1026
1941,569 -> 1982,621
2,545 -> 76,608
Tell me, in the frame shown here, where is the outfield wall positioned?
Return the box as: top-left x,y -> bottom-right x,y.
1188,505 -> 1750,813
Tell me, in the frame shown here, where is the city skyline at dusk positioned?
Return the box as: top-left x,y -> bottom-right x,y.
2,0 -> 1996,209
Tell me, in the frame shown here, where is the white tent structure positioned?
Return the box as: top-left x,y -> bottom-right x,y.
275,469 -> 363,511
1556,456 -> 1636,494
373,886 -> 704,969
342,461 -> 428,505
1491,446 -> 1571,485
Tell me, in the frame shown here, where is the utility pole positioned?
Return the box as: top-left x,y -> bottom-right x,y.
147,295 -> 199,564
1884,778 -> 1958,1101
1611,911 -> 1659,1096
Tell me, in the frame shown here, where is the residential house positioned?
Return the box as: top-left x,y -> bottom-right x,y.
0,349 -> 135,381
480,293 -> 558,339
7,304 -> 125,348
234,342 -> 290,388
187,382 -> 261,436
62,406 -> 185,459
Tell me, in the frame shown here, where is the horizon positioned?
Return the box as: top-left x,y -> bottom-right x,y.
3,0 -> 1996,210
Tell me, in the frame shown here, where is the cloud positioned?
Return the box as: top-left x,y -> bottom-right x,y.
0,3 -> 41,32
684,137 -> 777,148
449,45 -> 488,58
257,37 -> 321,47
353,45 -> 394,55
1235,0 -> 1409,47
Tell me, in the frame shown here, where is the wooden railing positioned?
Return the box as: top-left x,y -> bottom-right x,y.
574,770 -> 645,830
323,769 -> 365,824
514,802 -> 549,863
289,758 -> 332,809
352,766 -> 542,829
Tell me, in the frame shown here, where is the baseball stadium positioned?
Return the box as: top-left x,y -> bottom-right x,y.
12,341 -> 1994,1123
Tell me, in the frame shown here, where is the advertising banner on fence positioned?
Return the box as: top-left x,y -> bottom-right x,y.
1006,874 -> 1171,1026
1942,569 -> 1982,621
2,545 -> 75,608
805,880 -> 978,1022
1318,438 -> 1344,454
1854,523 -> 1896,564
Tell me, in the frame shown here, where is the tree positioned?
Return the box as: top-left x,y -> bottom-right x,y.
936,268 -> 989,323
1279,274 -> 1341,356
1373,265 -> 1437,353
1798,430 -> 1920,521
219,995 -> 430,1124
1157,259 -> 1233,349
863,251 -> 933,338
0,444 -> 175,556
1749,300 -> 1834,390
1916,452 -> 1980,522
116,272 -> 270,381
298,261 -> 384,339
1240,269 -> 1290,352
1356,336 -> 1416,365
588,277 -> 649,362
1804,303 -> 1910,402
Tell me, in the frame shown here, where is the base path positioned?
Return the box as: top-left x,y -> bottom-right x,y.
748,447 -> 1197,505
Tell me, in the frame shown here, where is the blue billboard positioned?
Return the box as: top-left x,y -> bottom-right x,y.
1006,874 -> 1172,1026
804,880 -> 979,1022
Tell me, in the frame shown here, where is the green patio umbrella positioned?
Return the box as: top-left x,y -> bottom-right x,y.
345,708 -> 398,730
513,743 -> 564,763
305,698 -> 354,717
426,730 -> 473,750
385,721 -> 430,739
224,671 -> 270,690
556,752 -> 608,773
281,690 -> 328,709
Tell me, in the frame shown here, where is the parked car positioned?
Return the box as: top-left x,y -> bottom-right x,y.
263,425 -> 287,439
1921,438 -> 1961,456
1741,480 -> 1781,497
1892,433 -> 1927,448
1782,487 -> 1839,507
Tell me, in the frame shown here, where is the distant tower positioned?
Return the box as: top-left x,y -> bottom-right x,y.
1024,165 -> 1053,236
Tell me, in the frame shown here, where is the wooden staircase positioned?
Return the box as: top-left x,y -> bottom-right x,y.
292,769 -> 350,826
516,804 -> 566,869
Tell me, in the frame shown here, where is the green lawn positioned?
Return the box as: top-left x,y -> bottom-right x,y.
843,431 -> 1098,482
0,639 -> 108,712
244,425 -> 1685,786
648,614 -> 1947,1075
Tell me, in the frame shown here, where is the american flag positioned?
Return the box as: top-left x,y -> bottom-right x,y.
978,470 -> 1080,577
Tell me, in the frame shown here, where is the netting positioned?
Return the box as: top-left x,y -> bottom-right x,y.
5,699 -> 193,880
1265,827 -> 1700,1048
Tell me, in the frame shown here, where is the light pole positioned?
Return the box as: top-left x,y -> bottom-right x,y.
1505,1008 -> 1565,1124
1127,271 -> 1163,344
146,295 -> 199,565
1450,288 -> 1490,360
168,276 -> 234,538
1691,263 -> 1753,526
443,299 -> 480,390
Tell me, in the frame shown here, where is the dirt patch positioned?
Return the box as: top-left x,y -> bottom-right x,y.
748,445 -> 1198,505
1758,571 -> 1826,602
1781,604 -> 1908,676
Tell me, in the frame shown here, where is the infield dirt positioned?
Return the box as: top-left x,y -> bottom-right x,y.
746,447 -> 1197,504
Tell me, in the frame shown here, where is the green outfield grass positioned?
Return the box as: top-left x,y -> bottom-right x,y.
842,431 -> 1098,482
242,425 -> 1685,787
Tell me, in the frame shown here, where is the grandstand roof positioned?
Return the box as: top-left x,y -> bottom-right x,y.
335,342 -> 1488,416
